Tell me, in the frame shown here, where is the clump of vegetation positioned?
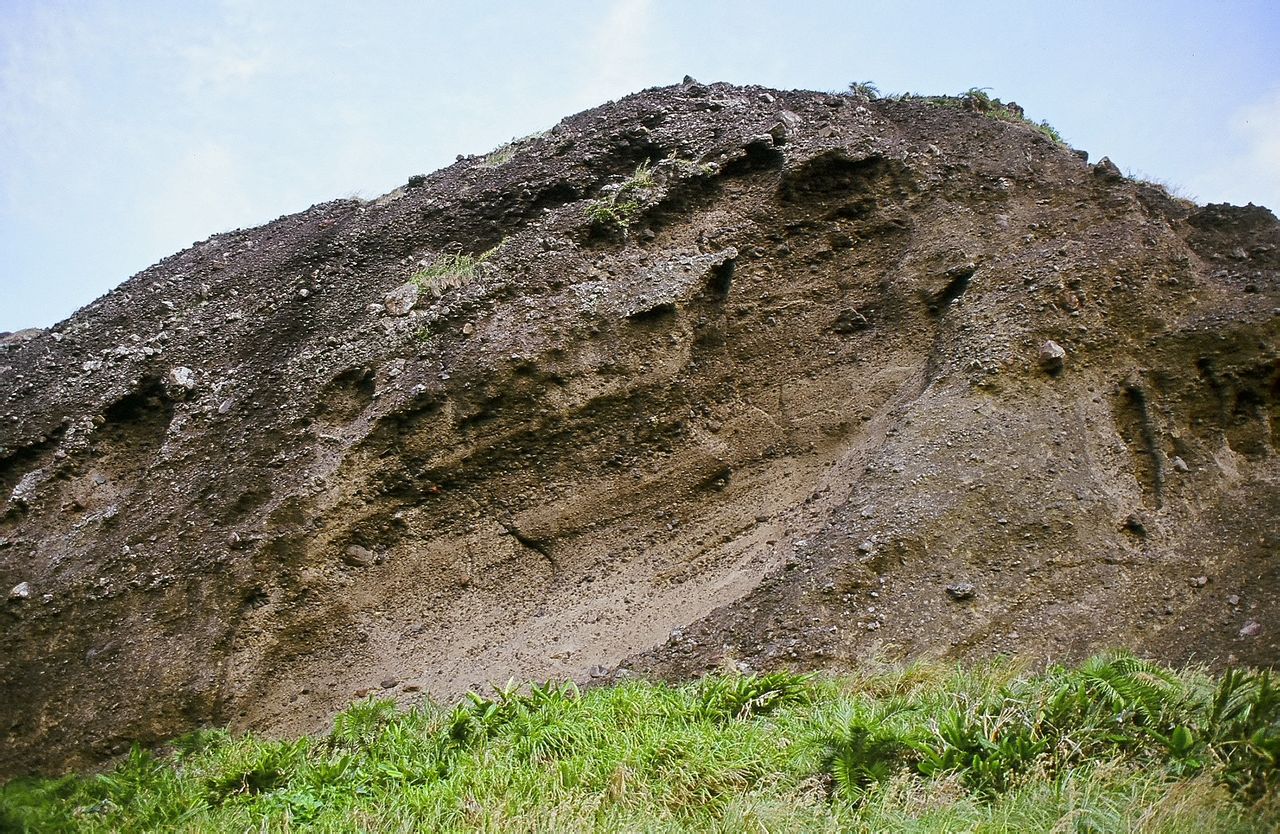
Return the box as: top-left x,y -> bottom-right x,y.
3,653 -> 1276,832
478,142 -> 518,168
847,80 -> 880,101
861,82 -> 1067,145
478,129 -> 551,169
586,160 -> 658,233
1128,169 -> 1198,203
410,243 -> 501,298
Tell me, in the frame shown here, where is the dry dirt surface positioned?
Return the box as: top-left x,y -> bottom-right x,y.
1,81 -> 1277,777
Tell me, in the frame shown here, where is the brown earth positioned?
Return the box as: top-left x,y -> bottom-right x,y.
1,80 -> 1277,777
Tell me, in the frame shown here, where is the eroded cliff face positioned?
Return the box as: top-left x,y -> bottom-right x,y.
1,81 -> 1277,776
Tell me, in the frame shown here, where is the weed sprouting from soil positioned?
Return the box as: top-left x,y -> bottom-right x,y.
586,160 -> 658,233
860,82 -> 1070,145
410,242 -> 501,298
3,653 -> 1276,832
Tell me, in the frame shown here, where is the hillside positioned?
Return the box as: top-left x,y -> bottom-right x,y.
1,80 -> 1277,777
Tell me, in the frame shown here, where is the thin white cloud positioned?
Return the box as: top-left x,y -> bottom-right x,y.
142,140 -> 256,251
1235,92 -> 1280,180
174,2 -> 278,98
0,9 -> 91,197
181,39 -> 270,96
1188,89 -> 1280,211
578,0 -> 658,105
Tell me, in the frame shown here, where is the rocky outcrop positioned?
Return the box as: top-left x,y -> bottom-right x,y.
1,81 -> 1277,776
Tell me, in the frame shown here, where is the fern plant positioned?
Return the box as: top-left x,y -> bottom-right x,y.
1201,668 -> 1280,800
329,698 -> 398,751
916,698 -> 1049,796
1039,651 -> 1185,749
693,669 -> 812,721
823,700 -> 920,803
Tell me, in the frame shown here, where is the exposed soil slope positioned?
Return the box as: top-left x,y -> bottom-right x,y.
2,81 -> 1277,776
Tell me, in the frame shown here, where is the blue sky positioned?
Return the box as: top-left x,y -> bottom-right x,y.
2,0 -> 1278,332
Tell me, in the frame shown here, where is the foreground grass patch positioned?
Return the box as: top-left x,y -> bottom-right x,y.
2,653 -> 1276,832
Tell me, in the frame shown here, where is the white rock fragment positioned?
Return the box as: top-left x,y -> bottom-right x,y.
384,282 -> 420,316
1039,340 -> 1066,374
165,366 -> 197,400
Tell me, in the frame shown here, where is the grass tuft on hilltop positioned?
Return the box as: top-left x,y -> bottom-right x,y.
2,652 -> 1276,832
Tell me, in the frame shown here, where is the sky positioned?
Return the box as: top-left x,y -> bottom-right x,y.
1,0 -> 1278,333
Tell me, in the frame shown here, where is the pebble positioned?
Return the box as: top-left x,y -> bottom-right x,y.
164,366 -> 197,400
1039,340 -> 1066,374
8,581 -> 30,601
342,545 -> 375,567
384,282 -> 420,316
1239,620 -> 1262,638
946,582 -> 976,601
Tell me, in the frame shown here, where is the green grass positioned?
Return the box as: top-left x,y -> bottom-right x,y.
410,243 -> 501,298
3,653 -> 1276,832
586,160 -> 658,233
477,129 -> 550,168
867,84 -> 1068,145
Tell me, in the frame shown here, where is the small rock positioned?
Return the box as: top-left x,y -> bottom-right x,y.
1093,157 -> 1123,181
832,308 -> 869,334
342,545 -> 375,567
384,282 -> 420,316
1239,620 -> 1262,638
1171,456 -> 1189,473
1190,576 -> 1209,588
461,322 -> 475,335
1122,513 -> 1147,537
1039,340 -> 1066,374
380,678 -> 398,689
403,683 -> 422,693
217,399 -> 233,415
1072,149 -> 1089,163
946,582 -> 976,601
8,581 -> 30,601
164,366 -> 197,400
589,665 -> 609,678
1228,594 -> 1240,606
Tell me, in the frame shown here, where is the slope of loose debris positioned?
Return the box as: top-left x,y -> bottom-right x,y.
1,80 -> 1277,776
